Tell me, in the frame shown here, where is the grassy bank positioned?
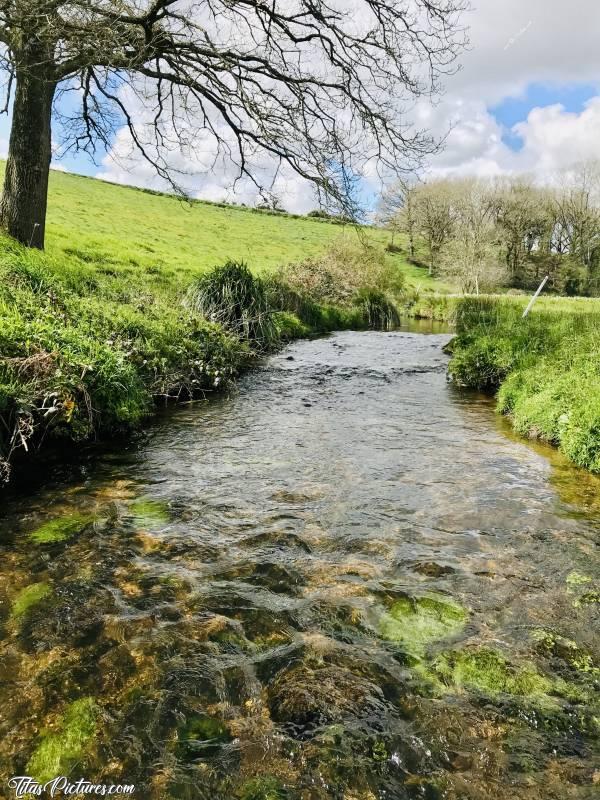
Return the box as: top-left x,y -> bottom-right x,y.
2,165 -> 436,482
449,296 -> 600,472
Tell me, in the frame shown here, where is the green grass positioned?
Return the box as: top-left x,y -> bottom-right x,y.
21,164 -> 420,282
449,296 -> 600,472
0,166 -> 446,482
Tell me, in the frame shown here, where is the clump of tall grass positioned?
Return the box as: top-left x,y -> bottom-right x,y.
354,288 -> 401,331
185,261 -> 278,350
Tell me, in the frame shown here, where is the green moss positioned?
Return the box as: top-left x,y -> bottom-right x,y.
11,581 -> 52,619
566,571 -> 592,586
26,697 -> 98,782
378,593 -> 468,659
175,714 -> 232,761
238,776 -> 286,800
574,590 -> 600,607
533,630 -> 599,676
433,647 -> 553,700
129,498 -> 170,528
30,513 -> 93,543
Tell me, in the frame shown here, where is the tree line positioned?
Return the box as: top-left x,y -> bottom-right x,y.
378,163 -> 600,296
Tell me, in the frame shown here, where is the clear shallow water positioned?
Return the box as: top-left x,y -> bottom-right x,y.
0,326 -> 598,799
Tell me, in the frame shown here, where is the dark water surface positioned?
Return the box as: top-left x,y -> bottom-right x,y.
0,325 -> 598,799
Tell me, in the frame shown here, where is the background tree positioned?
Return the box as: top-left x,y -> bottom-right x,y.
0,0 -> 468,249
439,177 -> 504,293
490,177 -> 550,284
413,179 -> 456,275
376,177 -> 418,256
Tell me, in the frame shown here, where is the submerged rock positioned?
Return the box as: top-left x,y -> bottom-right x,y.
267,660 -> 384,734
129,498 -> 170,528
433,647 -> 553,699
378,593 -> 468,659
29,513 -> 93,544
175,713 -> 232,761
236,776 -> 286,800
533,630 -> 599,677
11,582 -> 52,620
26,697 -> 98,782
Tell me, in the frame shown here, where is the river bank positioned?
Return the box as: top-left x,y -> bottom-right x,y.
448,296 -> 600,473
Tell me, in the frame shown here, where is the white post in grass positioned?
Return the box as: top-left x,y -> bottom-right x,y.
522,275 -> 549,318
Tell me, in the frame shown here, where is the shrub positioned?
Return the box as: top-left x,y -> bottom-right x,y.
274,237 -> 404,307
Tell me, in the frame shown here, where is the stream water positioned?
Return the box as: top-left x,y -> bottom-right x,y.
0,325 -> 598,799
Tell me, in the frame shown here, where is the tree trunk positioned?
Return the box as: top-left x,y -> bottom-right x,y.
0,68 -> 56,249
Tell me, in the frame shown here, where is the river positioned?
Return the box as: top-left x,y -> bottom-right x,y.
0,325 -> 598,799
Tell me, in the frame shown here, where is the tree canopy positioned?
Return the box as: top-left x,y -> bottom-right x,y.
0,1 -> 467,247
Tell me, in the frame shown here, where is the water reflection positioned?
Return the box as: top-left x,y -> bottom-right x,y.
0,327 -> 598,799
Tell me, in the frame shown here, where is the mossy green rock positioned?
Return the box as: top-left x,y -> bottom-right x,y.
11,582 -> 52,619
533,630 -> 600,676
379,594 -> 467,658
130,498 -> 170,528
30,513 -> 93,543
433,647 -> 553,699
566,571 -> 592,587
175,714 -> 231,761
238,776 -> 286,800
26,697 -> 98,782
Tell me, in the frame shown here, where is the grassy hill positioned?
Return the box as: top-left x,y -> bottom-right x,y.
25,166 -> 440,287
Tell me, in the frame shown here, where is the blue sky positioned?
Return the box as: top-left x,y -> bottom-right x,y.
491,83 -> 600,151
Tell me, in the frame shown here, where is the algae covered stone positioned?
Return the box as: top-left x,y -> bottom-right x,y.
11,582 -> 52,620
30,513 -> 93,544
533,630 -> 600,677
378,593 -> 468,659
175,713 -> 232,761
129,498 -> 170,528
26,697 -> 98,782
433,647 -> 553,699
238,776 -> 287,800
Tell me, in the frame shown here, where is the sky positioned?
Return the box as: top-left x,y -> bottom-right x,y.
1,0 -> 599,213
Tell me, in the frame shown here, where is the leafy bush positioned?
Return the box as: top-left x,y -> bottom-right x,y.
274,237 -> 404,307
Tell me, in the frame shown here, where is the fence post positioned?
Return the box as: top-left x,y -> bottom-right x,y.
522,275 -> 549,318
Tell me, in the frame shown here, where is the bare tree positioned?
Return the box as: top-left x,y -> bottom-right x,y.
376,176 -> 419,256
551,161 -> 600,272
0,1 -> 468,249
439,177 -> 504,293
413,178 -> 456,275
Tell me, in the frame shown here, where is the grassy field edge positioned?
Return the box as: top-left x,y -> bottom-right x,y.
448,296 -> 600,473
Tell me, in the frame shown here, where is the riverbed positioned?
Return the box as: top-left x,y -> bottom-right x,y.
0,326 -> 598,799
